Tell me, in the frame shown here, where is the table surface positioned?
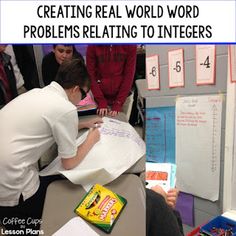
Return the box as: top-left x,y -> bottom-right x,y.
41,174 -> 146,236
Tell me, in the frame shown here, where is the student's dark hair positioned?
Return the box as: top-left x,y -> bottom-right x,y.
53,44 -> 74,49
55,59 -> 90,90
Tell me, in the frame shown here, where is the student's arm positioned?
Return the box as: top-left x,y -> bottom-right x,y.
151,185 -> 179,209
146,189 -> 183,236
61,128 -> 100,170
52,110 -> 99,170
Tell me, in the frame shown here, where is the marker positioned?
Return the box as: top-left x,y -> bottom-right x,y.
94,123 -> 100,128
110,214 -> 114,226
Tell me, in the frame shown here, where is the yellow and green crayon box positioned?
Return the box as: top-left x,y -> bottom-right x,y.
74,184 -> 127,233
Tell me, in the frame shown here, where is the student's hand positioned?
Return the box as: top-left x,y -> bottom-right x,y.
109,110 -> 119,117
62,128 -> 100,170
166,188 -> 179,209
86,127 -> 100,145
151,185 -> 167,201
82,117 -> 103,129
97,108 -> 108,117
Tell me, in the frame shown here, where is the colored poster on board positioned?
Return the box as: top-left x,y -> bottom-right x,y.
176,192 -> 194,227
146,106 -> 175,163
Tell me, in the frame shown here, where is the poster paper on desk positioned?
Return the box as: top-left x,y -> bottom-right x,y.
168,48 -> 185,88
176,95 -> 222,201
40,117 -> 145,191
146,54 -> 160,90
196,45 -> 216,85
229,45 -> 236,83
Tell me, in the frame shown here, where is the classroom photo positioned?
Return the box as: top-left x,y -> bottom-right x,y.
0,44 -> 236,236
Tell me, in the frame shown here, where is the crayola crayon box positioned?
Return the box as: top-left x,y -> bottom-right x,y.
74,184 -> 127,233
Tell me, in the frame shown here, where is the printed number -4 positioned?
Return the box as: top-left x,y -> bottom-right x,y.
200,56 -> 210,68
173,61 -> 181,72
149,66 -> 157,77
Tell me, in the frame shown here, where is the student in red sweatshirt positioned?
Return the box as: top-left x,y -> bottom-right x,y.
86,45 -> 137,118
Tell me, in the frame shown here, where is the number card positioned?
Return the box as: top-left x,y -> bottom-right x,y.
168,48 -> 185,88
229,45 -> 236,83
146,54 -> 160,90
196,45 -> 216,85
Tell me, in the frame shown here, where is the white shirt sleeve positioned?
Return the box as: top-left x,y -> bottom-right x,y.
51,110 -> 78,158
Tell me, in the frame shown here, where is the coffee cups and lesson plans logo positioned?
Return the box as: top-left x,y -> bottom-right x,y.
0,217 -> 44,235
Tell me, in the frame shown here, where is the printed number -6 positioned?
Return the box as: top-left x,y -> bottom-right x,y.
150,66 -> 157,77
174,61 -> 181,72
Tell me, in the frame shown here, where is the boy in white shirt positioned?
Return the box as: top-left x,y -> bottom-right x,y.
0,59 -> 102,232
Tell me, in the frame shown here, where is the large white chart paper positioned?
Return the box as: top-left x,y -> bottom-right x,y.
176,95 -> 222,201
40,117 -> 145,190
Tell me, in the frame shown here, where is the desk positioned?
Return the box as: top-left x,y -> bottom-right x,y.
41,174 -> 145,236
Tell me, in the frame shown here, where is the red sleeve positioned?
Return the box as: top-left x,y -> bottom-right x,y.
86,46 -> 108,109
112,46 -> 137,112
